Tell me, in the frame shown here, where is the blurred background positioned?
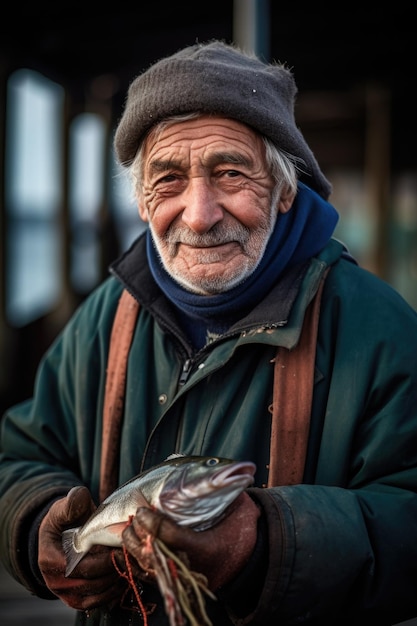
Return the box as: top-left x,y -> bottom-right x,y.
1,2 -> 417,624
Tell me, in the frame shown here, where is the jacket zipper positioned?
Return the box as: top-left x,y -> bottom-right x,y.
179,358 -> 192,386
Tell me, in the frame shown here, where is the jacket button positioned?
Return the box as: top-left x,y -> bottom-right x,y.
158,394 -> 168,405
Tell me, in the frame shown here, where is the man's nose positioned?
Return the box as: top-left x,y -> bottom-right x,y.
181,177 -> 224,233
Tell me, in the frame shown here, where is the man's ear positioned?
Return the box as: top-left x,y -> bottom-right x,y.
277,187 -> 296,214
138,200 -> 149,222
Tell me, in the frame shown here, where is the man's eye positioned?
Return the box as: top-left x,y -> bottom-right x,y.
222,169 -> 241,178
158,174 -> 177,184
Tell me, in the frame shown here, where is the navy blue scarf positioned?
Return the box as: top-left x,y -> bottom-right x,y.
147,183 -> 339,348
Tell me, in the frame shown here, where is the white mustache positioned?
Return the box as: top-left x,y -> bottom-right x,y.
166,224 -> 250,247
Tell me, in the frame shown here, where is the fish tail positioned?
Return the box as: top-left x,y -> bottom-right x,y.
62,527 -> 86,577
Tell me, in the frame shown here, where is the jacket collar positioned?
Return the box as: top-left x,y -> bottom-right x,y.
109,233 -> 347,344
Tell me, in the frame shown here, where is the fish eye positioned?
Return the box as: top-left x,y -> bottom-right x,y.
205,458 -> 219,466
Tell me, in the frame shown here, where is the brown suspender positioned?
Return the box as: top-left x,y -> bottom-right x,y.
267,272 -> 327,487
99,290 -> 140,502
99,273 -> 327,501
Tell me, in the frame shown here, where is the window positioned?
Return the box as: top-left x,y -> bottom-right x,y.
69,113 -> 106,293
5,69 -> 64,326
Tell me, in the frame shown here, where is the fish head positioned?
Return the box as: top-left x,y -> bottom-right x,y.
157,455 -> 256,530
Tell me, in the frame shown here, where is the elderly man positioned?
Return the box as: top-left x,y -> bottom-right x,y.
1,40 -> 417,626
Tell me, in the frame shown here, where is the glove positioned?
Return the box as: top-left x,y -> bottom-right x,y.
122,491 -> 261,591
38,486 -> 127,611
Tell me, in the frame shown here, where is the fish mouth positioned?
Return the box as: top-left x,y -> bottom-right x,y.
211,461 -> 256,489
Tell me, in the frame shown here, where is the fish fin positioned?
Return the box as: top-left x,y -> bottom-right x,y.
165,452 -> 186,460
107,521 -> 132,535
62,527 -> 86,577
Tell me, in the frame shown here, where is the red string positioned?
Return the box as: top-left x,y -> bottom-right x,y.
112,548 -> 149,626
167,556 -> 178,582
110,517 -> 149,626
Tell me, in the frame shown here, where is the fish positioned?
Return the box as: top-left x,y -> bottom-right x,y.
62,453 -> 256,577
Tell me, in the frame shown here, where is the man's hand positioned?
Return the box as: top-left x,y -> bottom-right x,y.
122,491 -> 261,591
38,486 -> 127,611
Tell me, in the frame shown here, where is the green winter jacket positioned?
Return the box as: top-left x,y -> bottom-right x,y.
1,234 -> 417,626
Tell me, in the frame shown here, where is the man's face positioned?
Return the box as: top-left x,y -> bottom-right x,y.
138,115 -> 278,294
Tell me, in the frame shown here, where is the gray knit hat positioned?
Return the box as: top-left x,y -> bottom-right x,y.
114,40 -> 331,199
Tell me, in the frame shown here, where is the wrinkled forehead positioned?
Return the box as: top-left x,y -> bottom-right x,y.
141,115 -> 265,164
